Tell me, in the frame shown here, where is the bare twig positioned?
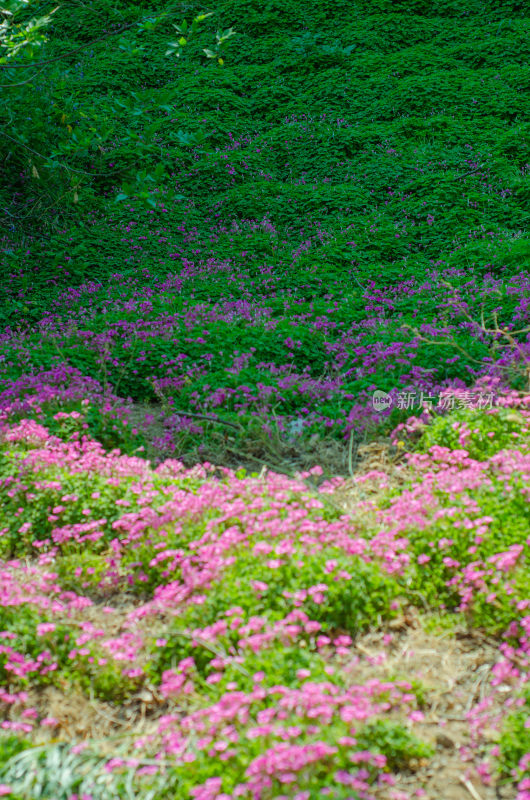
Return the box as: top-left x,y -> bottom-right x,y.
403,326 -> 487,366
225,446 -> 290,475
403,278 -> 530,390
0,20 -> 140,69
173,409 -> 242,430
0,63 -> 49,88
459,776 -> 484,800
88,700 -> 130,728
0,130 -> 116,176
348,430 -> 359,479
452,165 -> 484,181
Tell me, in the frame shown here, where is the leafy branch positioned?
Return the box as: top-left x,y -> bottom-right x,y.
1,1 -> 238,223
403,282 -> 530,389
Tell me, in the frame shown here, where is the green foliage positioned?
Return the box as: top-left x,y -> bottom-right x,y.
0,734 -> 31,767
150,546 -> 399,636
0,605 -> 72,689
0,604 -> 136,701
149,548 -> 401,685
355,719 -> 434,771
403,480 -> 530,631
0,741 -> 135,800
0,1 -> 237,227
0,440 -> 148,557
417,405 -> 530,461
2,0 -> 530,457
497,687 -> 530,779
0,0 -> 54,61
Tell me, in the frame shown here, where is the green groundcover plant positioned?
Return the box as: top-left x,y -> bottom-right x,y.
1,0 -> 530,798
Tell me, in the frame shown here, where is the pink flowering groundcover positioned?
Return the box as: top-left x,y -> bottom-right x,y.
0,387 -> 527,800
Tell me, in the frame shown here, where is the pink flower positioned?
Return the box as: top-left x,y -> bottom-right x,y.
40,718 -> 59,727
36,623 -> 56,635
296,669 -> 311,680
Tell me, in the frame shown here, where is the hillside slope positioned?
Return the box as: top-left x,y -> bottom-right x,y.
0,1 -> 529,798
2,0 -> 530,465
